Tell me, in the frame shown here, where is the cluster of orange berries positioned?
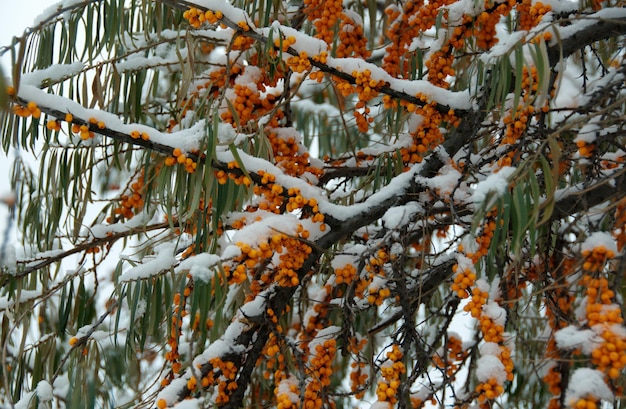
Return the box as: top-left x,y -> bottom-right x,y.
216,162 -> 252,187
129,129 -> 149,141
517,0 -> 552,31
232,240 -> 275,283
308,53 -> 328,83
473,309 -> 514,405
70,117 -> 103,140
461,275 -> 515,402
273,34 -> 296,53
182,7 -> 223,28
299,286 -> 331,340
383,0 -> 456,78
394,96 -> 457,164
262,333 -> 287,381
502,105 -> 534,146
311,339 -> 336,388
348,337 -> 369,398
108,171 -> 145,221
474,0 -> 516,49
222,82 -> 263,126
521,66 -> 540,95
352,69 -> 386,132
46,119 -> 62,131
336,17 -> 370,58
227,225 -> 312,291
543,366 -> 563,409
473,209 -> 498,260
12,100 -> 41,118
376,345 -> 406,404
231,34 -> 256,51
250,170 -> 285,214
426,51 -> 455,88
298,338 -> 337,409
71,123 -> 95,140
364,248 -> 392,305
160,289 -> 190,392
165,147 -> 197,173
613,199 -> 626,251
276,381 -> 299,409
474,347 -> 513,405
350,360 -> 369,398
476,377 -> 505,403
216,66 -> 279,129
303,0 -> 343,46
367,287 -> 391,306
576,139 -> 595,158
267,129 -> 320,178
85,246 -> 101,254
432,333 -> 466,379
353,68 -> 384,100
571,395 -> 601,409
334,263 -> 357,285
479,313 -> 505,344
540,256 -> 577,408
286,51 -> 312,74
451,261 -> 477,298
581,274 -> 626,380
273,225 -> 313,287
285,188 -> 325,229
463,285 -> 488,318
208,357 -> 239,404
581,244 -> 615,272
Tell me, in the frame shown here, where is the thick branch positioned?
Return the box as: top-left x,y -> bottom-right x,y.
548,14 -> 626,66
551,169 -> 626,221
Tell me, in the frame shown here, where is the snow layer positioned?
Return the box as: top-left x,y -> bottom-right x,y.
565,368 -> 614,402
580,232 -> 617,254
119,244 -> 177,281
554,326 -> 599,355
472,166 -> 515,204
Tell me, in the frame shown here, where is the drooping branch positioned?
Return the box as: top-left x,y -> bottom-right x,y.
10,221 -> 171,279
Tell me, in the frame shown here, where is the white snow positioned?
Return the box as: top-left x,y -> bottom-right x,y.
239,291 -> 267,318
482,301 -> 507,327
0,289 -> 42,310
475,354 -> 507,384
558,8 -> 626,42
15,84 -> 208,152
417,164 -> 465,199
472,166 -> 516,205
119,243 -> 177,281
36,380 -> 53,401
480,31 -> 527,64
21,62 -> 85,87
382,202 -> 422,230
33,0 -> 88,27
554,326 -> 599,355
13,391 -> 35,409
565,368 -> 614,403
187,0 -> 254,29
176,252 -> 221,282
580,232 -> 617,254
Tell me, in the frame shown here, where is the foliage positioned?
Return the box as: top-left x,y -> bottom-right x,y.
0,0 -> 626,408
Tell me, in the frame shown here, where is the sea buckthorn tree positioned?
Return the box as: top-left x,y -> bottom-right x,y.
1,0 -> 626,408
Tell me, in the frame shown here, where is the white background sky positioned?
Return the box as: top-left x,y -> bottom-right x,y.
0,0 -> 55,250
1,0 -> 54,69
